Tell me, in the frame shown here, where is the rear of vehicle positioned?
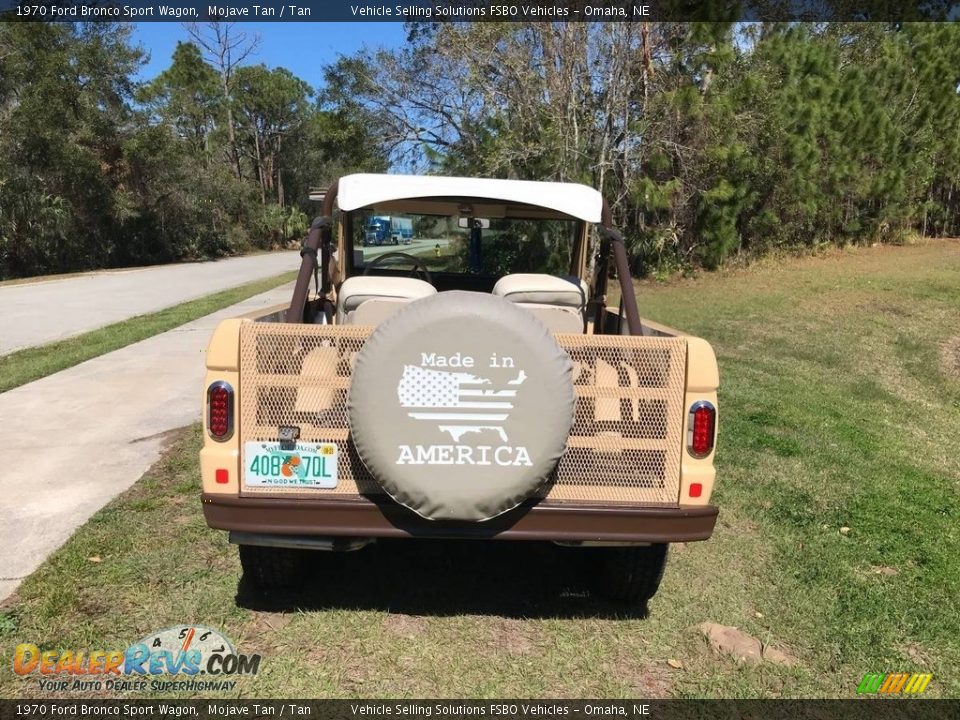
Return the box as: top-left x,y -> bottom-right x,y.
396,217 -> 413,244
200,175 -> 719,607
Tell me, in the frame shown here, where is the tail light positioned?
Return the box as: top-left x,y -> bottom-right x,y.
687,401 -> 716,458
207,381 -> 234,441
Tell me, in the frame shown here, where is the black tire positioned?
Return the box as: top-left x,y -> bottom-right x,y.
239,545 -> 310,592
590,544 -> 668,605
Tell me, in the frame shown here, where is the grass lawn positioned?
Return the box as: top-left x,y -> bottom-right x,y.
0,272 -> 296,394
1,240 -> 958,699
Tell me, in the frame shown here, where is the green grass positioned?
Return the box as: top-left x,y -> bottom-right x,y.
0,272 -> 296,394
1,240 -> 958,699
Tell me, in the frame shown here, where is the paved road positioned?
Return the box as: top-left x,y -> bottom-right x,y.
361,238 -> 449,251
0,283 -> 295,602
0,244 -> 463,601
359,237 -> 450,258
0,252 -> 300,355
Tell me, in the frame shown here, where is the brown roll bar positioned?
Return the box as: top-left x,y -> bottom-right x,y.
285,180 -> 642,335
286,179 -> 338,323
600,200 -> 644,336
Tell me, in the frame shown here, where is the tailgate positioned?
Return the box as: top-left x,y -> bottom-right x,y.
237,323 -> 687,505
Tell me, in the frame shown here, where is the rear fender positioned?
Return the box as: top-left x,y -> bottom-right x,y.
201,319 -> 244,494
679,337 -> 719,504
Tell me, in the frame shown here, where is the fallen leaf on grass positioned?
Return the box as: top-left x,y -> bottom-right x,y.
666,659 -> 683,669
88,556 -> 101,563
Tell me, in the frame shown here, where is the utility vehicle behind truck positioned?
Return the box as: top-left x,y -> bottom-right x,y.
200,174 -> 719,608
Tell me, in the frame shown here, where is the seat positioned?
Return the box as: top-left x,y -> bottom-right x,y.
492,273 -> 587,333
337,276 -> 436,325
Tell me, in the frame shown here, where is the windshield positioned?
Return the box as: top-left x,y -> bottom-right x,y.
351,210 -> 578,276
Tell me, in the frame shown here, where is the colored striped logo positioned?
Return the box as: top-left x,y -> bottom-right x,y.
857,673 -> 933,695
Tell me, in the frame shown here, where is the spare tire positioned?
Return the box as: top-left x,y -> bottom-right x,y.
348,290 -> 575,521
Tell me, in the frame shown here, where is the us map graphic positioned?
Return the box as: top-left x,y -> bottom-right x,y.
397,365 -> 527,442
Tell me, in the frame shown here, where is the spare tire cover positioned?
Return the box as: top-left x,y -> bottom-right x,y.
348,290 -> 575,521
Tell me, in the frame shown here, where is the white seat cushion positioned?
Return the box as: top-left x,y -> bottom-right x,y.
492,273 -> 586,310
492,274 -> 586,332
512,303 -> 586,333
338,276 -> 436,325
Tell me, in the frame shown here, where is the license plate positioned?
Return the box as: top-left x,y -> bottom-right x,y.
244,441 -> 338,488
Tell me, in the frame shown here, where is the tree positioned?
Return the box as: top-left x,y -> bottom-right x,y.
138,41 -> 221,157
282,104 -> 389,207
0,22 -> 143,276
232,65 -> 312,206
4,20 -> 956,280
184,22 -> 260,180
0,19 -> 394,278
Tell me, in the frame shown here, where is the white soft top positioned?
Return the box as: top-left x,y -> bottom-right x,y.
337,173 -> 604,223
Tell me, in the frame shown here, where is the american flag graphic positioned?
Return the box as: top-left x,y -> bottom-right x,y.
397,364 -> 526,441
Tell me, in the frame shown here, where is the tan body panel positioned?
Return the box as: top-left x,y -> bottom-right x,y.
201,319 -> 242,495
679,337 -> 720,504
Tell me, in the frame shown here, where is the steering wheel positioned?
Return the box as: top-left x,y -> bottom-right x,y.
363,251 -> 433,285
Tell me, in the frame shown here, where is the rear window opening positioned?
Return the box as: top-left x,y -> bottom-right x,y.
350,210 -> 580,282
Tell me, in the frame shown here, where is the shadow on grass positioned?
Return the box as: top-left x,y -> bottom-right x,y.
235,539 -> 650,620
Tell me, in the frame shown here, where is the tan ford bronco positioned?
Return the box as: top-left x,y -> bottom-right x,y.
200,174 -> 719,606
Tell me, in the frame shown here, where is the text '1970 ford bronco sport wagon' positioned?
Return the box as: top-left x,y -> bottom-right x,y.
200,174 -> 719,607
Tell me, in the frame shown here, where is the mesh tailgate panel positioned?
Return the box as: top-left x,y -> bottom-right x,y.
550,333 -> 686,502
239,323 -> 686,504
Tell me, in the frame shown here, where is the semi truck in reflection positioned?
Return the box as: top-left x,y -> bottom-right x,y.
364,216 -> 413,246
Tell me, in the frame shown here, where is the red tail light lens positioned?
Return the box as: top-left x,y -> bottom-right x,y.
207,381 -> 234,441
687,401 -> 716,458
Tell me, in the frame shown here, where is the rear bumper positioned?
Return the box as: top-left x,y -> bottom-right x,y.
201,494 -> 718,543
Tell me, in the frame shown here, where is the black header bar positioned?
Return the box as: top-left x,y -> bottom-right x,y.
0,0 -> 958,23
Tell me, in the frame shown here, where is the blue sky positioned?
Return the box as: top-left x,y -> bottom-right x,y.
132,22 -> 404,90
